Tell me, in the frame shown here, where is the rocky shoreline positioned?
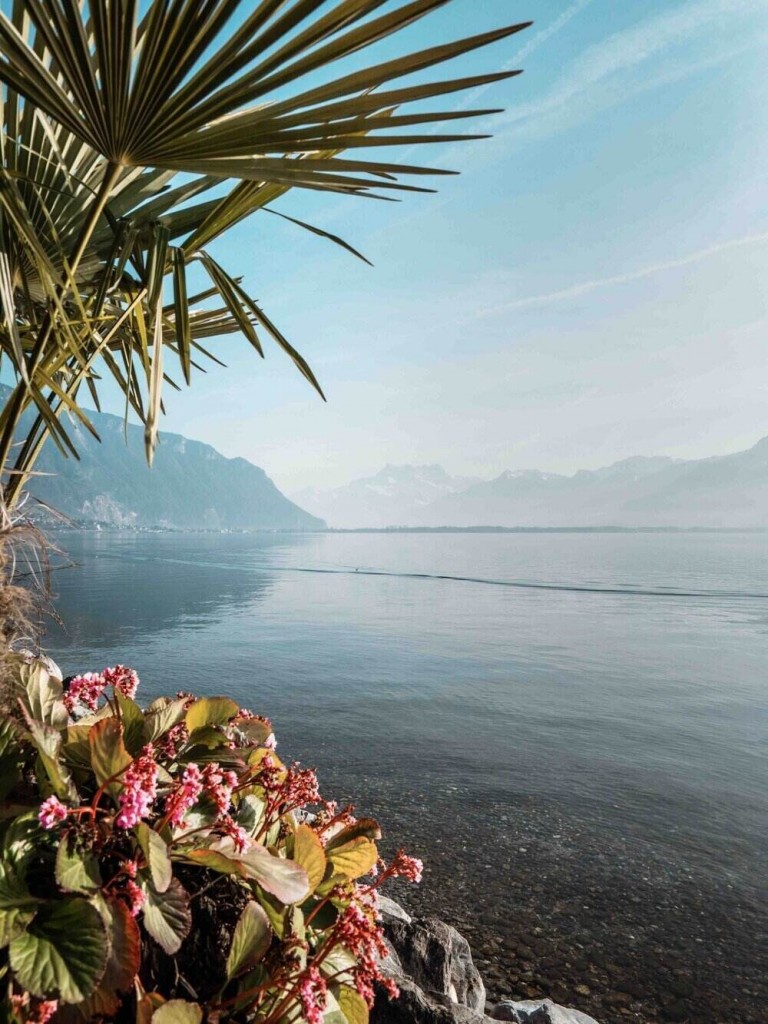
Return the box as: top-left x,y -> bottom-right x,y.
323,775 -> 767,1024
372,895 -> 598,1024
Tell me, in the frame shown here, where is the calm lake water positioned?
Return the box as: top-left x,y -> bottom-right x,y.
45,530 -> 767,901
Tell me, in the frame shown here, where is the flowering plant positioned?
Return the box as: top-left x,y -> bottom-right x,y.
0,657 -> 422,1024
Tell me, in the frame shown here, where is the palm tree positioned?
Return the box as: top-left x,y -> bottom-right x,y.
0,0 -> 529,510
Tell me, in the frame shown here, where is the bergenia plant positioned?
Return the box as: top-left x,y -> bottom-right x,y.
0,657 -> 422,1024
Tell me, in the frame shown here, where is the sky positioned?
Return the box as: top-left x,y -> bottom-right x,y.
128,0 -> 768,493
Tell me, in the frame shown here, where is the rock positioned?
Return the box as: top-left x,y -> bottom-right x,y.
490,999 -> 600,1024
381,912 -> 486,1012
371,900 -> 600,1024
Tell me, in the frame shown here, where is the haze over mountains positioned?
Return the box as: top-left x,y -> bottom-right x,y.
293,440 -> 768,529
11,394 -> 324,531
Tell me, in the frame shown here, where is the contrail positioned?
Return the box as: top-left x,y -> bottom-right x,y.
474,231 -> 768,318
453,0 -> 597,112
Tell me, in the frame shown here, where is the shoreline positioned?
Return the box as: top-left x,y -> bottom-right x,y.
336,782 -> 767,1024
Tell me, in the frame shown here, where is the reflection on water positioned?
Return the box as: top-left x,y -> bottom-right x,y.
45,530 -> 768,902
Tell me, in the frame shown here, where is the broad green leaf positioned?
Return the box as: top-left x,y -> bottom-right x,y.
27,721 -> 76,801
75,897 -> 141,1018
20,663 -> 68,729
62,724 -> 93,769
209,838 -> 310,905
185,697 -> 239,734
0,864 -> 39,947
55,835 -> 102,893
327,838 -> 378,882
152,1000 -> 202,1024
325,819 -> 382,850
143,698 -> 188,745
226,901 -> 272,979
0,716 -> 21,758
89,718 -> 132,798
9,898 -> 108,1002
237,794 -> 266,837
293,824 -> 327,894
136,824 -> 172,894
140,878 -> 191,955
115,692 -> 146,756
338,985 -> 370,1024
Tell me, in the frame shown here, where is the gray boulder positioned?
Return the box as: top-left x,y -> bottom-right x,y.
490,999 -> 599,1024
372,898 -> 600,1024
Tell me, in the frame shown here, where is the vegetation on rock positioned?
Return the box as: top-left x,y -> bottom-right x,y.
0,658 -> 422,1023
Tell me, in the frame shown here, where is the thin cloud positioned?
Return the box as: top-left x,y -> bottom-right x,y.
475,232 -> 768,318
493,0 -> 766,141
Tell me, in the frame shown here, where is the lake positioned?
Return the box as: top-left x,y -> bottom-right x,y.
44,529 -> 768,1023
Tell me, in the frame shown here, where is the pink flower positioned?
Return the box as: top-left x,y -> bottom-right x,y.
124,879 -> 145,917
299,966 -> 327,1024
38,796 -> 68,830
103,664 -> 139,700
202,763 -> 237,815
63,672 -> 106,714
156,722 -> 188,759
121,859 -> 139,879
219,815 -> 250,852
116,745 -> 158,829
389,850 -> 423,884
165,762 -> 203,827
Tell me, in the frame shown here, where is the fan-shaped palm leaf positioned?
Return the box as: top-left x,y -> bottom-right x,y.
0,0 -> 530,508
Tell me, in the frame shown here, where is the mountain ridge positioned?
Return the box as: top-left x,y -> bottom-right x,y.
293,441 -> 768,529
0,386 -> 325,530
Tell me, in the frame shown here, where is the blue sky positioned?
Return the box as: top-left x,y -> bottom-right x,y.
151,0 -> 768,491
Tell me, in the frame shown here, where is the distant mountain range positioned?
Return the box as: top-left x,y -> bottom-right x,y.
292,464 -> 480,530
293,441 -> 768,528
3,390 -> 325,531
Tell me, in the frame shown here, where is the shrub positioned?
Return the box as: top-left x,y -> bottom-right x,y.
0,658 -> 422,1024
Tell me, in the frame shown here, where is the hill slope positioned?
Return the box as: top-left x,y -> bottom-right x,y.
8,395 -> 324,530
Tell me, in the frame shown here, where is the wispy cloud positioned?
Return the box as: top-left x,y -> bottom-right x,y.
493,0 -> 767,142
474,232 -> 768,318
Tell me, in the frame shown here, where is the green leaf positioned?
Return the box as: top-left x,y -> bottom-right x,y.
327,837 -> 378,882
211,838 -> 310,905
338,985 -> 370,1024
143,698 -> 188,745
152,1000 -> 202,1024
226,901 -> 272,979
55,835 -> 102,893
75,897 -> 141,1018
0,863 -> 39,947
292,824 -> 327,894
9,898 -> 108,1003
26,721 -> 76,801
115,692 -> 146,756
20,663 -> 68,729
325,819 -> 382,850
136,824 -> 172,894
140,877 -> 191,955
185,697 -> 239,734
89,717 -> 132,799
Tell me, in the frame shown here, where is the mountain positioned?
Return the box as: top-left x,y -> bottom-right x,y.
415,445 -> 768,528
291,442 -> 768,528
292,464 -> 479,529
6,394 -> 325,531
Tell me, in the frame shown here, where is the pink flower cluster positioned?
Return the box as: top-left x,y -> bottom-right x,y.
299,966 -> 327,1024
335,903 -> 398,1006
124,879 -> 145,917
116,745 -> 158,829
63,672 -> 106,714
388,849 -> 423,884
11,994 -> 58,1024
165,762 -> 203,827
156,722 -> 188,759
63,664 -> 140,714
102,664 -> 139,700
202,763 -> 237,815
38,796 -> 68,830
